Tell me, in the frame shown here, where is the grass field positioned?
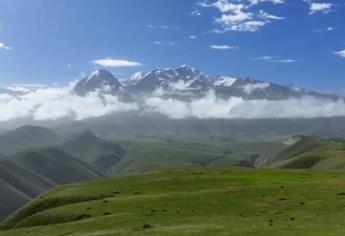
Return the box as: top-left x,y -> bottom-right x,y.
109,137 -> 284,176
2,167 -> 345,235
265,136 -> 345,170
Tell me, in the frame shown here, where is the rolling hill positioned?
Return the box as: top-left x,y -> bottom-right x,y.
0,161 -> 54,220
0,126 -> 62,155
264,136 -> 345,170
2,167 -> 345,235
61,130 -> 126,174
0,147 -> 103,221
107,137 -> 284,176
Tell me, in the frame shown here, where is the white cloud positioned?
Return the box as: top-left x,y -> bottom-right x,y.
199,0 -> 284,32
314,26 -> 336,32
253,56 -> 273,60
92,58 -> 142,67
0,84 -> 137,122
308,2 -> 333,14
334,49 -> 345,58
210,44 -> 236,50
248,0 -> 284,4
252,56 -> 299,63
191,10 -> 202,16
242,83 -> 270,94
258,10 -> 284,20
0,42 -> 13,50
2,84 -> 345,121
147,25 -> 180,30
144,92 -> 345,119
153,41 -> 175,46
271,59 -> 298,63
189,35 -> 197,39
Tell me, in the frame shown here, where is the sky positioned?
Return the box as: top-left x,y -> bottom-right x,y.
0,0 -> 344,93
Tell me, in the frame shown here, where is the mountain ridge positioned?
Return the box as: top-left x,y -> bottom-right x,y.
73,65 -> 341,101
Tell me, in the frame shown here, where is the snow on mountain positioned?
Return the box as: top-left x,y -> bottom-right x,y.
71,66 -> 341,101
214,77 -> 238,87
74,69 -> 122,96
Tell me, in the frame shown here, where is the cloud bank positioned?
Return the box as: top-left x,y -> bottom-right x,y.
0,84 -> 137,122
1,86 -> 345,122
144,92 -> 345,119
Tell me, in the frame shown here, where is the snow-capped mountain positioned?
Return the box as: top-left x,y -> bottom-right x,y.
74,69 -> 123,96
73,66 -> 341,101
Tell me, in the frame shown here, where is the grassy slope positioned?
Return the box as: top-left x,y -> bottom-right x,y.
0,148 -> 103,221
62,131 -> 125,173
265,136 -> 345,170
108,137 -> 283,176
8,147 -> 103,184
0,126 -> 62,155
0,161 -> 54,220
2,168 -> 345,235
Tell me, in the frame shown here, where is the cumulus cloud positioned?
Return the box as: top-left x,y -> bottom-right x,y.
309,2 -> 333,14
303,0 -> 334,14
92,58 -> 142,67
0,42 -> 13,50
199,0 -> 284,32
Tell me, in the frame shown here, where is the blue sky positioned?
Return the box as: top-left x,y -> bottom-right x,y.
0,0 -> 344,93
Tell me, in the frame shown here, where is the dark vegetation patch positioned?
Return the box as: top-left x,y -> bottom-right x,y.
142,224 -> 152,229
282,155 -> 324,169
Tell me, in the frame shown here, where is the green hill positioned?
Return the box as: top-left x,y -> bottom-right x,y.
0,161 -> 54,220
0,126 -> 62,155
264,136 -> 345,170
106,137 -> 283,176
1,168 -> 345,235
0,148 -> 103,221
61,130 -> 125,174
8,147 -> 103,184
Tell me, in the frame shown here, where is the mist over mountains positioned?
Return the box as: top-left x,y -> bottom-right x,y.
1,65 -> 344,122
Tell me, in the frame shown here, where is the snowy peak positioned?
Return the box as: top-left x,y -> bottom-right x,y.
175,65 -> 209,82
130,72 -> 146,82
74,69 -> 122,96
86,69 -> 115,82
214,76 -> 238,87
125,65 -> 212,93
70,65 -> 341,101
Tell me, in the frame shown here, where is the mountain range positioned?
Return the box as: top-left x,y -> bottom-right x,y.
74,65 -> 340,101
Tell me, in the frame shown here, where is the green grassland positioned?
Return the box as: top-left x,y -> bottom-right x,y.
265,136 -> 345,170
108,136 -> 284,176
2,167 -> 345,236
